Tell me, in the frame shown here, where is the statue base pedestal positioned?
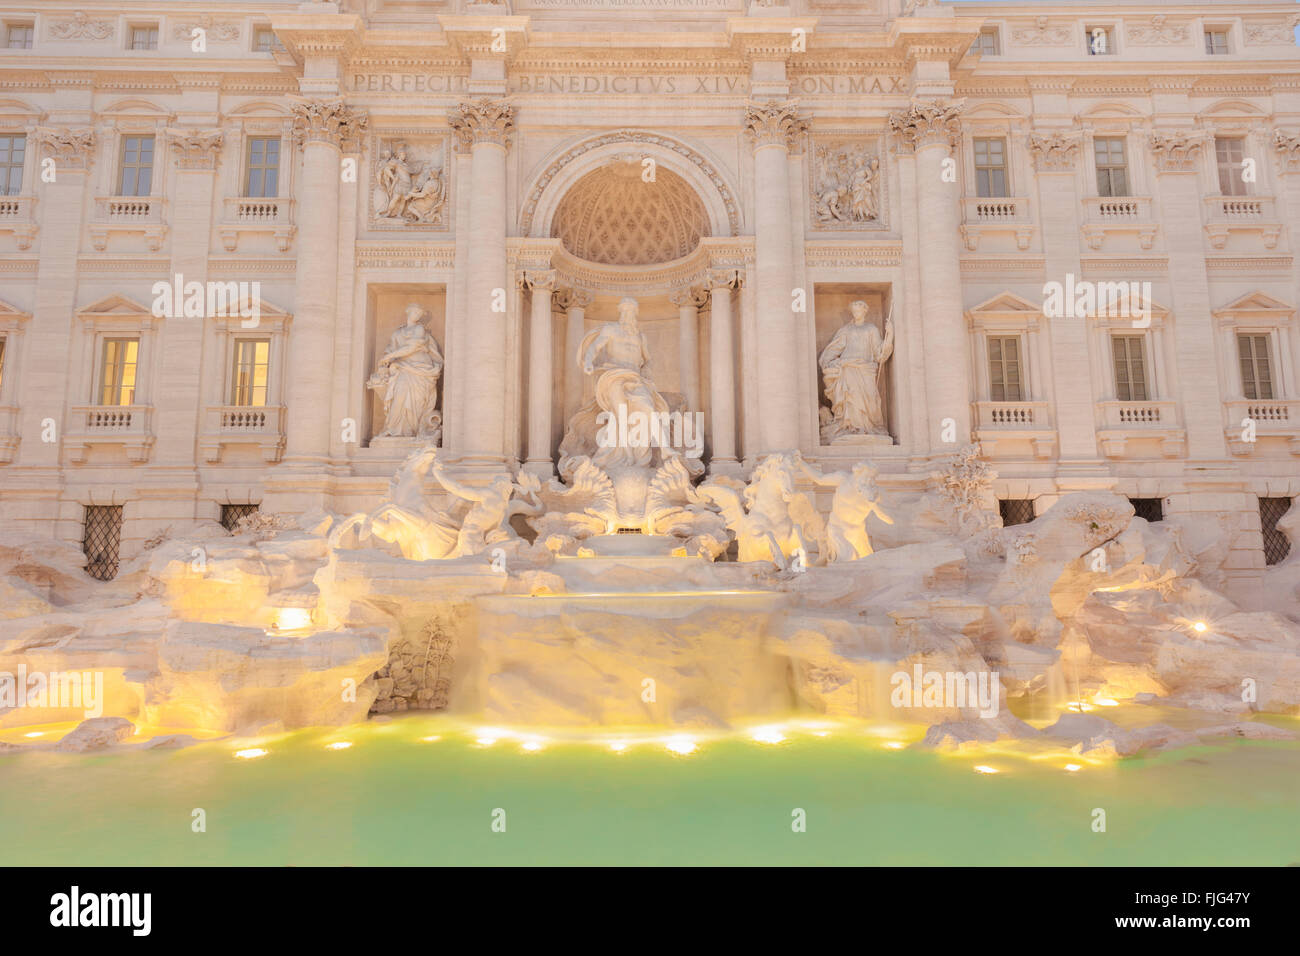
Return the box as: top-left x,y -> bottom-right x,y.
582,534 -> 682,557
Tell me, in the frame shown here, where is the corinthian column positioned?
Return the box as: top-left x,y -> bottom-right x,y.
450,99 -> 515,464
521,269 -> 556,475
889,100 -> 970,454
744,101 -> 807,454
556,287 -> 593,426
284,98 -> 366,467
670,286 -> 707,410
708,267 -> 741,473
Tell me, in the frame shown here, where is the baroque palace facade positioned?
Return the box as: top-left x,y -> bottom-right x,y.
0,0 -> 1298,602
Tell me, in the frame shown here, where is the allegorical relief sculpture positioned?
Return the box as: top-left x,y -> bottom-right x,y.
374,141 -> 446,224
368,303 -> 443,442
813,142 -> 880,226
818,300 -> 894,443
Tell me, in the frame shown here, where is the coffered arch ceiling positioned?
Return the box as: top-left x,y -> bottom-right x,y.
550,159 -> 711,266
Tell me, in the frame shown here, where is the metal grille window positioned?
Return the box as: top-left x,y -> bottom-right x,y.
1216,137 -> 1248,196
1130,498 -> 1164,523
244,137 -> 280,198
6,24 -> 32,49
1205,30 -> 1229,55
970,29 -> 999,56
231,339 -> 270,406
83,505 -> 123,581
220,503 -> 259,533
1260,497 -> 1293,566
999,499 -> 1035,526
987,335 -> 1023,402
973,137 -> 1008,198
0,133 -> 25,196
98,338 -> 139,407
1094,137 -> 1129,197
1111,335 -> 1148,401
1237,334 -> 1274,400
118,136 -> 154,197
130,26 -> 159,51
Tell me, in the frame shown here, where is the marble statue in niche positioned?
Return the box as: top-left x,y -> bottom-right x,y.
368,303 -> 443,441
813,142 -> 881,226
819,300 -> 894,443
375,141 -> 445,224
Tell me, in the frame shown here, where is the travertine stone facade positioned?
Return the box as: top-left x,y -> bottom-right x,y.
0,0 -> 1298,603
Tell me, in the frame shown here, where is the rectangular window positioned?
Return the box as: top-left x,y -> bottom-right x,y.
231,339 -> 270,407
1205,30 -> 1229,55
1094,137 -> 1129,198
1216,137 -> 1249,196
973,137 -> 1008,198
1260,497 -> 1293,566
244,137 -> 280,198
1237,334 -> 1274,401
220,503 -> 260,533
6,23 -> 33,49
254,28 -> 283,53
1086,26 -> 1114,55
83,505 -> 124,582
117,136 -> 154,197
98,338 -> 139,407
1111,335 -> 1148,402
130,26 -> 159,51
1130,498 -> 1164,523
999,499 -> 1035,527
970,29 -> 999,56
987,335 -> 1023,402
0,133 -> 24,196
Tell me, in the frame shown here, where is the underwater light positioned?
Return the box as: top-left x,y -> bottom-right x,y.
751,726 -> 785,744
608,740 -> 628,753
664,735 -> 696,755
973,765 -> 1000,775
234,748 -> 268,759
521,739 -> 543,752
884,742 -> 904,750
1092,696 -> 1119,707
325,741 -> 353,751
270,607 -> 312,632
1064,763 -> 1082,773
23,731 -> 43,738
419,735 -> 441,743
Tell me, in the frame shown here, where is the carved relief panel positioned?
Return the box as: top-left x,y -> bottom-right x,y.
808,135 -> 887,232
369,133 -> 450,230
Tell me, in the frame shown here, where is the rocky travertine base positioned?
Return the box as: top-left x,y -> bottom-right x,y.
0,491 -> 1296,751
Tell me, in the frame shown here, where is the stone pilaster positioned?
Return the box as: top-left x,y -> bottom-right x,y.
556,286 -> 593,428
889,100 -> 970,454
449,99 -> 515,464
17,129 -> 95,480
744,100 -> 806,454
1027,130 -> 1103,472
1272,129 -> 1300,396
1150,130 -> 1227,463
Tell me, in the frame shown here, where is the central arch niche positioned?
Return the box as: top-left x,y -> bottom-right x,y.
550,159 -> 710,266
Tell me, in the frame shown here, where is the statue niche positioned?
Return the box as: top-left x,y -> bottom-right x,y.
819,299 -> 894,445
368,302 -> 444,443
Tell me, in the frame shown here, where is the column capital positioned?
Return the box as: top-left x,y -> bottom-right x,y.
519,269 -> 557,292
1273,128 -> 1300,174
744,100 -> 807,151
1025,130 -> 1081,172
32,127 -> 95,170
707,267 -> 743,291
1149,130 -> 1208,173
450,99 -> 516,150
554,286 -> 593,311
166,128 -> 224,170
887,99 -> 964,153
291,97 -> 368,149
